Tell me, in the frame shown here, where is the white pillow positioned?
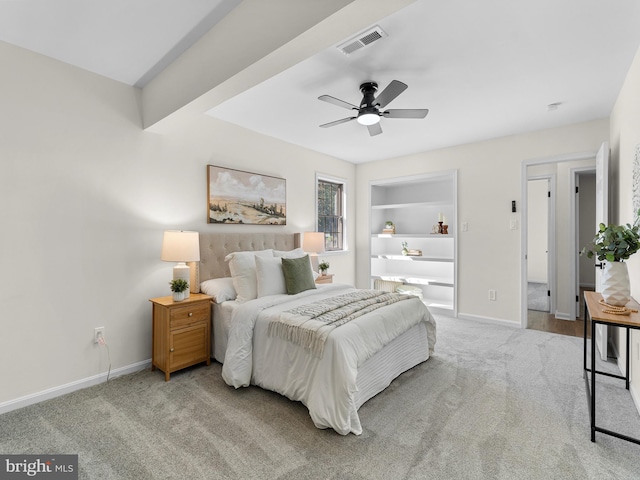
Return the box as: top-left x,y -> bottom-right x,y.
200,277 -> 236,303
255,256 -> 286,297
225,249 -> 274,303
273,247 -> 306,258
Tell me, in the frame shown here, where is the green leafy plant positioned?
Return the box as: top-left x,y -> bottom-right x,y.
318,261 -> 330,272
169,278 -> 189,293
401,241 -> 409,256
581,212 -> 640,262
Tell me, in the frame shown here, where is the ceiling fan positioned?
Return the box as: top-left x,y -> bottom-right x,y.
318,80 -> 429,136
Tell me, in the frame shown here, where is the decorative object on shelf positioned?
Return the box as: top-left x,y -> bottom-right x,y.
169,278 -> 189,302
318,261 -> 330,276
442,224 -> 449,234
207,164 -> 286,225
401,241 -> 422,256
581,211 -> 640,306
161,230 -> 200,298
383,221 -> 396,234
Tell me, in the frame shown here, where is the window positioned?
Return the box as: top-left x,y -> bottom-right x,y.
316,175 -> 346,251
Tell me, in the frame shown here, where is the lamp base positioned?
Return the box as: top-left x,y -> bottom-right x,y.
173,262 -> 191,299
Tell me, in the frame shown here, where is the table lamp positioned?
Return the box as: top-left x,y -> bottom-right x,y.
161,230 -> 200,298
302,231 -> 325,272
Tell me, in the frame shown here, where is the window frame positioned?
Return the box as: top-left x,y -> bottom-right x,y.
315,173 -> 348,253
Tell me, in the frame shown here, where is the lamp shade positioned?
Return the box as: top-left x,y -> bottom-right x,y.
302,232 -> 325,254
161,230 -> 200,262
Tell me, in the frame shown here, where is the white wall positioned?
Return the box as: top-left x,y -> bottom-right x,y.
0,42 -> 355,408
356,119 -> 609,324
609,44 -> 640,404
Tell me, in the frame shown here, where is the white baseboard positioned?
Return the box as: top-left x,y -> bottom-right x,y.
554,311 -> 572,320
457,313 -> 520,328
0,359 -> 151,415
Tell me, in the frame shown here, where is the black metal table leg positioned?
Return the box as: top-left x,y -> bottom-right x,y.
591,319 -> 597,442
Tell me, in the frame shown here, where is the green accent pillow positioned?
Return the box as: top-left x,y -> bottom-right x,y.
282,255 -> 317,295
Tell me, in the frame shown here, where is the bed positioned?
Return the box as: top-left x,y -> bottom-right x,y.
197,233 -> 436,435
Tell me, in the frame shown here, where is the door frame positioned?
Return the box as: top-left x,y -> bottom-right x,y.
520,151 -> 597,328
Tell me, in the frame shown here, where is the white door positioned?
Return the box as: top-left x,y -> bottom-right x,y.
594,142 -> 609,361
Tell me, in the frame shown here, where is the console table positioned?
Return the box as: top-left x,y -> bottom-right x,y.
583,291 -> 640,444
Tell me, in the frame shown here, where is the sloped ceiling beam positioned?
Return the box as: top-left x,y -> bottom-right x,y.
142,0 -> 415,133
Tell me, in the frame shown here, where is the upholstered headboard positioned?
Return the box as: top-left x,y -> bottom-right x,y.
196,233 -> 298,286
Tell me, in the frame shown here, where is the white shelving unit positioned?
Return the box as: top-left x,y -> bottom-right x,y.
370,171 -> 457,315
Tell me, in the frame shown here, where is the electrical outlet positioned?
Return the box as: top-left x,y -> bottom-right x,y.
510,220 -> 518,230
94,327 -> 105,344
489,290 -> 497,301
461,222 -> 468,232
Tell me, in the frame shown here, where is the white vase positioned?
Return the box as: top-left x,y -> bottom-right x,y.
601,261 -> 630,306
172,291 -> 186,302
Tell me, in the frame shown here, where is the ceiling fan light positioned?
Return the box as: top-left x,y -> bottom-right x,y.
357,112 -> 380,125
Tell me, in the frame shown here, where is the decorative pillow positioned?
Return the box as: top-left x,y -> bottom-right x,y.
274,247 -> 319,278
225,249 -> 274,303
255,256 -> 286,297
200,277 -> 237,303
281,255 -> 317,295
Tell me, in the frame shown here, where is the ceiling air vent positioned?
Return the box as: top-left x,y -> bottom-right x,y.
337,26 -> 387,56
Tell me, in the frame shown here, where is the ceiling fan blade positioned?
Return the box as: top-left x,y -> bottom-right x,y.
318,95 -> 358,110
374,80 -> 408,108
383,108 -> 429,119
367,122 -> 383,136
320,117 -> 357,128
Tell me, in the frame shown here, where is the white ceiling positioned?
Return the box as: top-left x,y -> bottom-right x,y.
2,0 -> 640,164
0,0 -> 241,87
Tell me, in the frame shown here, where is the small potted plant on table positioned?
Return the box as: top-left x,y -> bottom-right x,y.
170,278 -> 189,302
318,261 -> 330,276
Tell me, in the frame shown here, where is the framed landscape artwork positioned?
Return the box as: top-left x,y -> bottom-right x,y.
207,165 -> 286,225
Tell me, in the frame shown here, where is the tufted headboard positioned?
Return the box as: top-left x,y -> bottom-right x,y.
196,233 -> 298,287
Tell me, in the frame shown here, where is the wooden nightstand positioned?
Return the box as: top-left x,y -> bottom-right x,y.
315,273 -> 334,284
149,293 -> 212,381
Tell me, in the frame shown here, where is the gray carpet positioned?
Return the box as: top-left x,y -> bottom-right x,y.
2,317 -> 640,479
528,282 -> 550,312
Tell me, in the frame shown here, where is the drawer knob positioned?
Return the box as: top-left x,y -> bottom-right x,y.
170,348 -> 174,352
188,312 -> 193,317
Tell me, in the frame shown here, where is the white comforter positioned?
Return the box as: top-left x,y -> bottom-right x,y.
221,284 -> 436,435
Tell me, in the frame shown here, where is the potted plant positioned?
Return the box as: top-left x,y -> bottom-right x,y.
318,261 -> 330,276
581,212 -> 640,306
169,278 -> 189,302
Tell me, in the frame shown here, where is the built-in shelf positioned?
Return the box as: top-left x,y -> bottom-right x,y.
371,254 -> 453,262
370,171 -> 457,315
372,233 -> 454,239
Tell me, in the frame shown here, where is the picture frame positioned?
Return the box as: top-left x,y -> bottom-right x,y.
207,165 -> 286,225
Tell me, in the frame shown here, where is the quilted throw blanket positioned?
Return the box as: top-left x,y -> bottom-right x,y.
267,289 -> 413,357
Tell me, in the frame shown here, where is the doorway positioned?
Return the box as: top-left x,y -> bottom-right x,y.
520,151 -> 599,329
527,177 -> 551,313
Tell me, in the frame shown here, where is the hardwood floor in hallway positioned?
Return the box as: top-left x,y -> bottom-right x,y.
527,288 -> 594,338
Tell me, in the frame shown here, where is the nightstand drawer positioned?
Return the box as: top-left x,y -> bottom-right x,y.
170,303 -> 209,328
